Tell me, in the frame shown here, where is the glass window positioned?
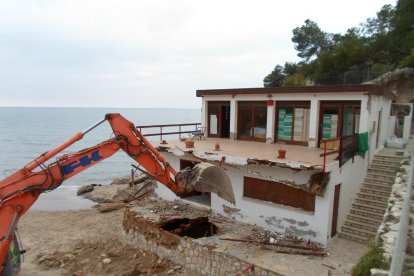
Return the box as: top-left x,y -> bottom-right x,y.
276,102 -> 310,144
237,102 -> 267,141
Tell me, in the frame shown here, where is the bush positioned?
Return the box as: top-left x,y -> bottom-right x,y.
352,242 -> 390,276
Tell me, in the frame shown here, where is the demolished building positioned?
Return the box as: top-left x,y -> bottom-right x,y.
151,84 -> 408,245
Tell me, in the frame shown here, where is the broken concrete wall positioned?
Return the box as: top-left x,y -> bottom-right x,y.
213,163 -> 329,244
122,208 -> 281,276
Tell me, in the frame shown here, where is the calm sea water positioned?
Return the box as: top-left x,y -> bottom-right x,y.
0,107 -> 200,210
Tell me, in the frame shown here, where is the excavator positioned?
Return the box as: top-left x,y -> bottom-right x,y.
0,113 -> 235,276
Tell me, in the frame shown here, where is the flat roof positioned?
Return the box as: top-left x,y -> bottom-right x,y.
196,84 -> 386,97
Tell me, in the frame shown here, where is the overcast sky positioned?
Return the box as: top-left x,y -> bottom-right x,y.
0,0 -> 395,108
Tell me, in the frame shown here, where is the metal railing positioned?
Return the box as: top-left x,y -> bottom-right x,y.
136,123 -> 201,141
320,134 -> 359,173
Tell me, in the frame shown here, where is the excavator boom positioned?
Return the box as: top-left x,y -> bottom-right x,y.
0,113 -> 234,275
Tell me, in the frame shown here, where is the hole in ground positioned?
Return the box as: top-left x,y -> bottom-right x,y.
159,217 -> 217,239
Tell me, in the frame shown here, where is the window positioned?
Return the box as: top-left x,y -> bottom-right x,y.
237,101 -> 267,141
276,102 -> 310,144
243,176 -> 315,212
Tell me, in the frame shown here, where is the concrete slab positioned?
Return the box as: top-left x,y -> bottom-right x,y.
155,138 -> 338,170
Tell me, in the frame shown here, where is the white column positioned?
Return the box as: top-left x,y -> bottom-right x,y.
359,96 -> 369,133
308,98 -> 320,147
229,98 -> 237,140
266,102 -> 275,143
201,98 -> 206,127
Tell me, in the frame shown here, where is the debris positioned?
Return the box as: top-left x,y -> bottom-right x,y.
97,203 -> 125,213
261,245 -> 327,256
322,263 -> 336,270
102,258 -> 111,264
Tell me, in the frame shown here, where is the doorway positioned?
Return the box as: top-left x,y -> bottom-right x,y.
208,101 -> 230,138
331,184 -> 341,237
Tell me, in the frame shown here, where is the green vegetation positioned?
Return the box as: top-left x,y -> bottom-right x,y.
352,242 -> 390,276
264,0 -> 414,87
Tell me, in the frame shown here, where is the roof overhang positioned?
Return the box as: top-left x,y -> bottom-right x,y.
196,84 -> 392,99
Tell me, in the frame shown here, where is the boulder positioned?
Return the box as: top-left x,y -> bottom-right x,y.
77,185 -> 94,196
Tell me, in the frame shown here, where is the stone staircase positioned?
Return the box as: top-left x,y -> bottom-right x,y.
338,151 -> 403,243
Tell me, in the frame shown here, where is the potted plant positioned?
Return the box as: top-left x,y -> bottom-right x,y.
184,135 -> 195,148
277,142 -> 286,159
214,143 -> 220,151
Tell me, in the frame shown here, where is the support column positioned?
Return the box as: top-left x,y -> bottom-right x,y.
308,98 -> 320,148
229,98 -> 237,140
359,96 -> 369,133
266,102 -> 275,143
201,99 -> 206,128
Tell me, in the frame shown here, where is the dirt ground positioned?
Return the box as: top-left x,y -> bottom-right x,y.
18,208 -> 194,276
17,182 -> 368,276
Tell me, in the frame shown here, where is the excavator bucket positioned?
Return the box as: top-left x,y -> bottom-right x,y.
186,163 -> 235,205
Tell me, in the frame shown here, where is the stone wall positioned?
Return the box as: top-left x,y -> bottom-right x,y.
122,208 -> 281,276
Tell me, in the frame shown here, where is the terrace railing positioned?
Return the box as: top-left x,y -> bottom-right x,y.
320,133 -> 359,173
136,123 -> 201,141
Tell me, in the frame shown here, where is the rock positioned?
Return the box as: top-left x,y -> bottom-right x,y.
77,185 -> 94,196
62,253 -> 76,262
110,177 -> 130,185
113,187 -> 137,203
112,180 -> 156,203
97,203 -> 125,213
132,174 -> 151,185
102,258 -> 111,264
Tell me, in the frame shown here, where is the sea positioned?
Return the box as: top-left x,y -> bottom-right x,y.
0,107 -> 200,210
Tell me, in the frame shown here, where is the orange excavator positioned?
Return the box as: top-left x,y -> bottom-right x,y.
0,113 -> 235,276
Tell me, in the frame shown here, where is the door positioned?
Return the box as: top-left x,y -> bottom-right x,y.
237,101 -> 267,141
331,184 -> 341,237
208,101 -> 230,138
376,110 -> 382,149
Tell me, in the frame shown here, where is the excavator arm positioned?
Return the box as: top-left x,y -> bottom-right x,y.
0,113 -> 234,275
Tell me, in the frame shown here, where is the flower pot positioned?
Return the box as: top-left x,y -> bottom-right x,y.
278,149 -> 286,159
185,140 -> 194,148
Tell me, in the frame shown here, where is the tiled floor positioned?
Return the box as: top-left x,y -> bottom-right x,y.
156,138 -> 338,167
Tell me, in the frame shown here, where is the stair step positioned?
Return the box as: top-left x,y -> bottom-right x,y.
341,225 -> 377,238
368,168 -> 396,176
355,197 -> 388,208
363,177 -> 393,183
366,173 -> 395,180
362,182 -> 393,191
374,153 -> 403,161
345,219 -> 379,232
352,202 -> 387,212
347,213 -> 383,224
338,232 -> 368,243
370,163 -> 399,170
371,161 -> 401,168
341,225 -> 377,237
350,208 -> 385,220
359,187 -> 391,197
357,192 -> 390,201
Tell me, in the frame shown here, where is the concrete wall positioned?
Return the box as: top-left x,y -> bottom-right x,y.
326,155 -> 369,238
155,150 -> 371,245
123,209 -> 281,276
365,95 -> 393,162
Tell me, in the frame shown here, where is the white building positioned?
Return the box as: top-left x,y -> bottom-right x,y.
155,84 -> 397,245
